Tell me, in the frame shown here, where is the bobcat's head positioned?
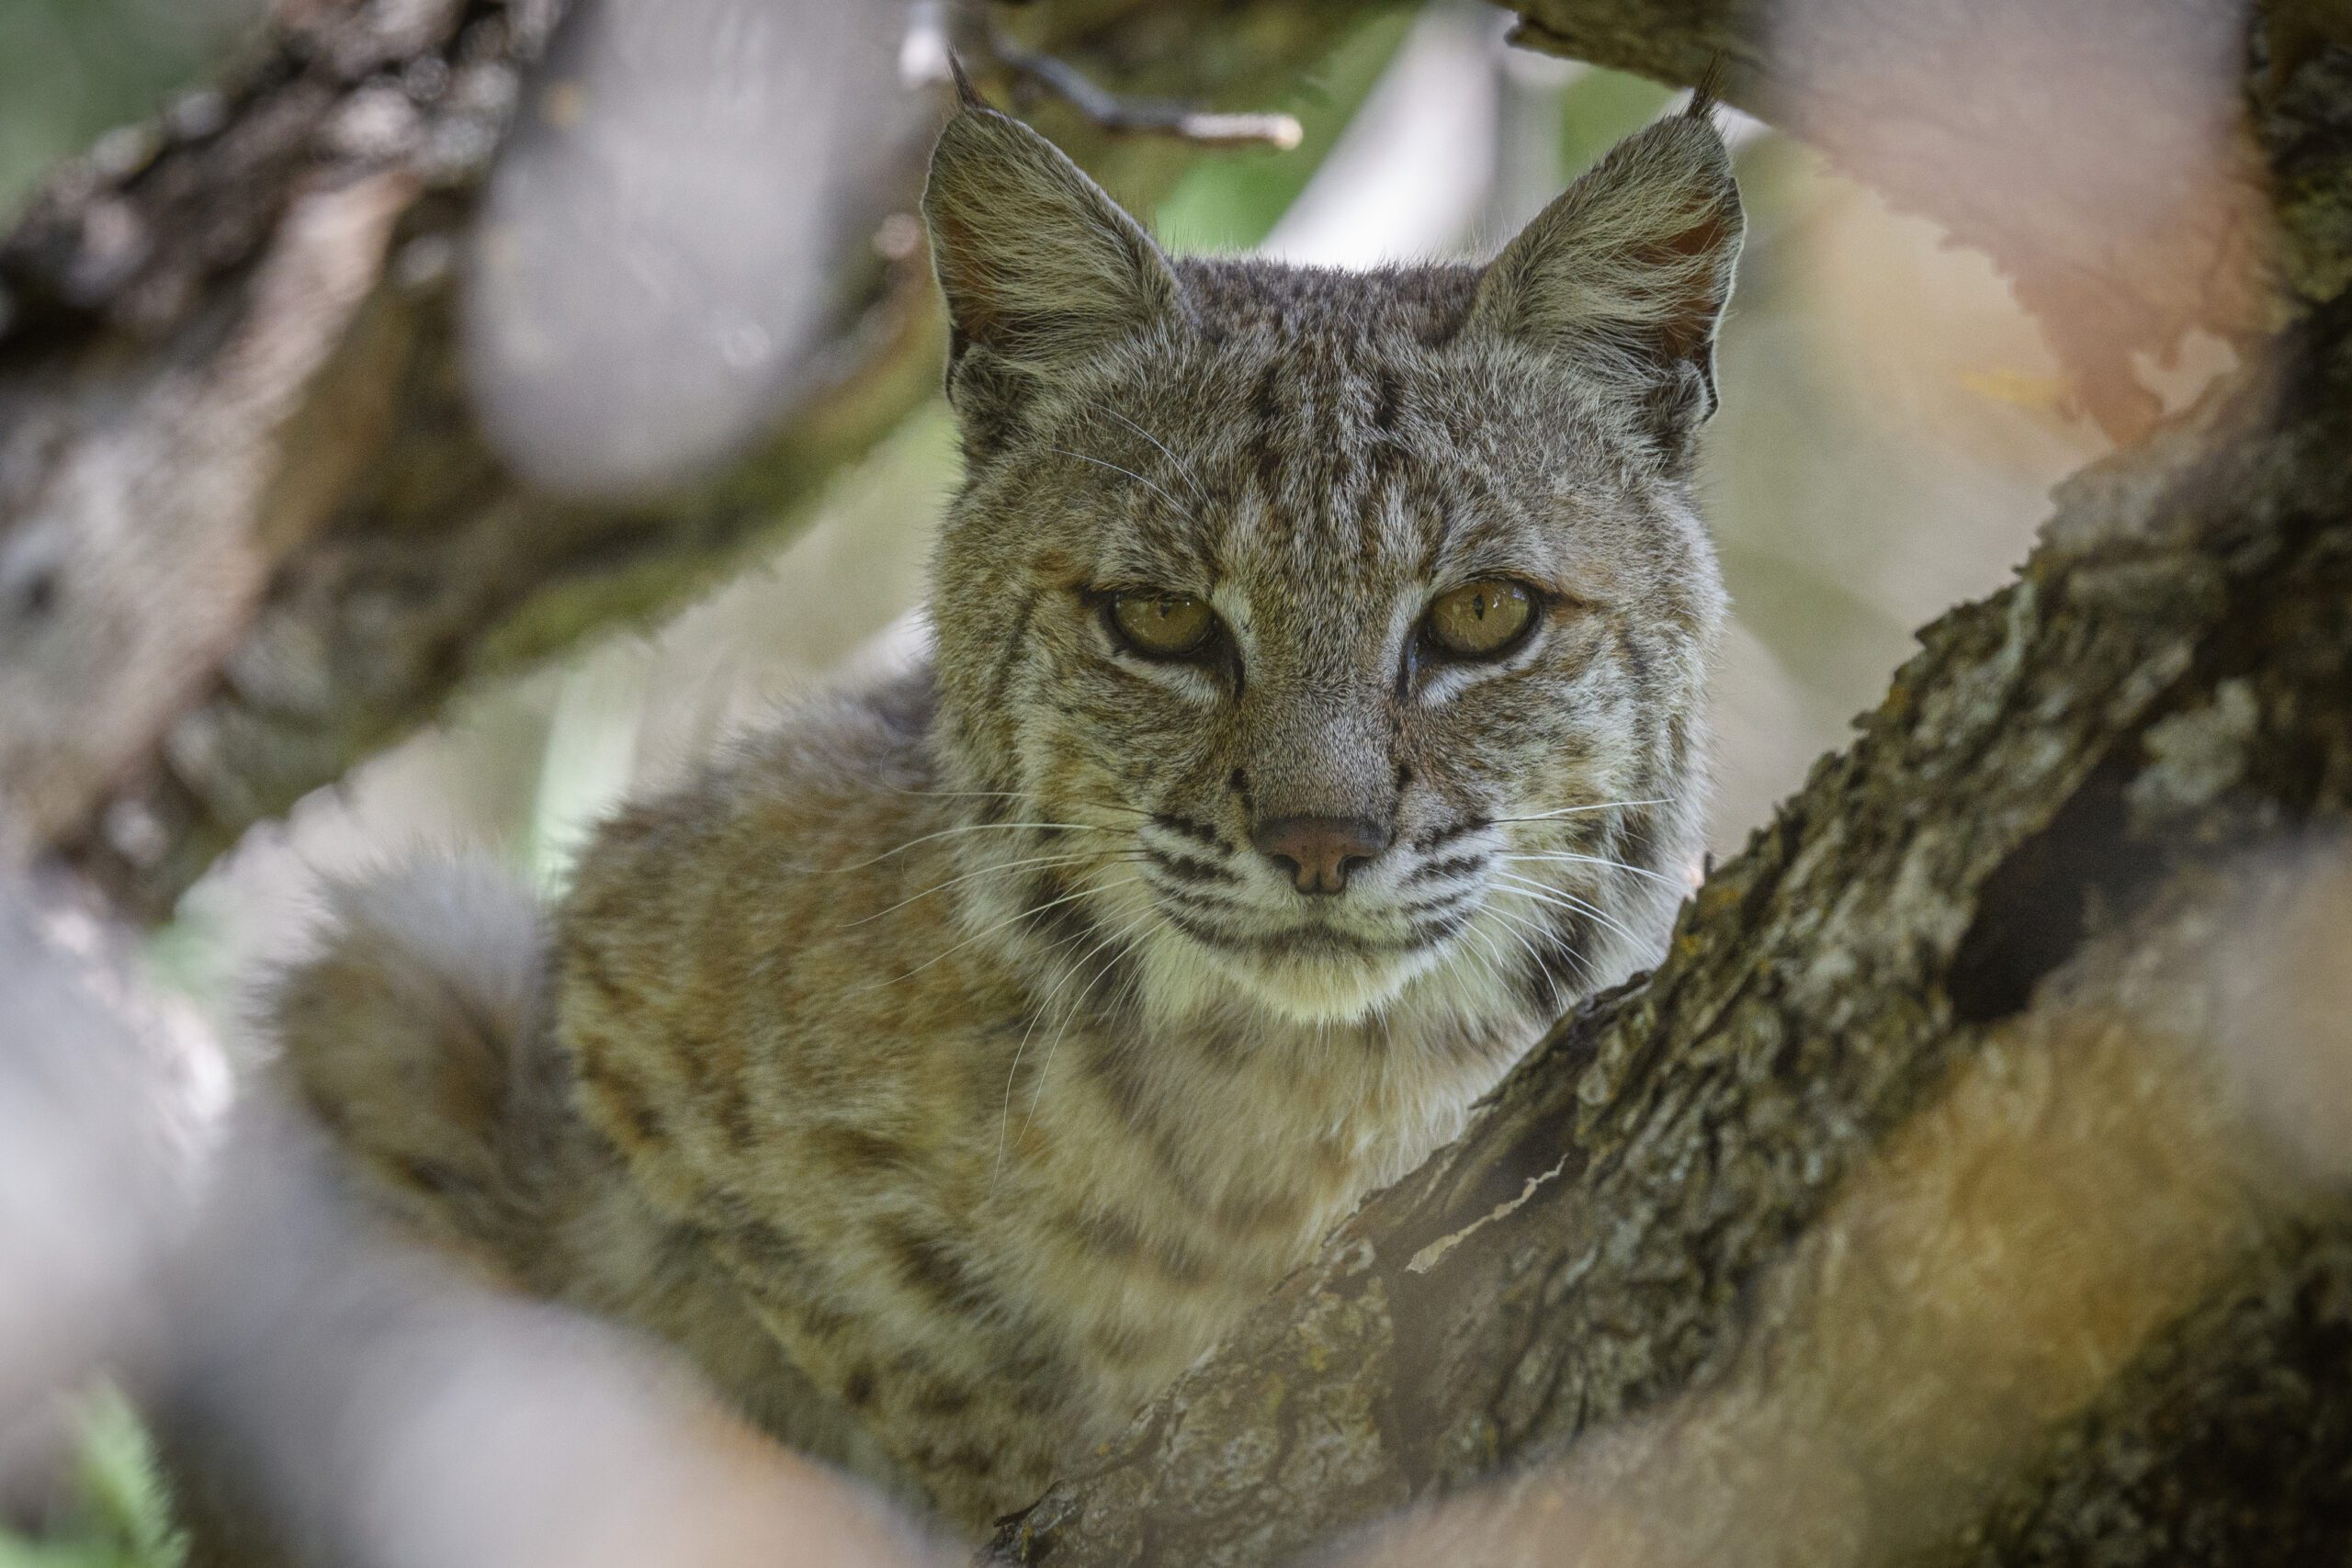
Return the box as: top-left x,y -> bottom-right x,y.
921,96 -> 1738,1036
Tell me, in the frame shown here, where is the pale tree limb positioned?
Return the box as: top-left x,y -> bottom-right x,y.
0,869 -> 217,1456
1510,0 -> 2304,442
157,1095 -> 955,1568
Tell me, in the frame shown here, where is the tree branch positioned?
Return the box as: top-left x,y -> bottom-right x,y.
988,39 -> 1305,151
1508,0 -> 2301,443
901,2 -> 1306,150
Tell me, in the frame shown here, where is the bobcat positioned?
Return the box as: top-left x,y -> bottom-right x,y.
274,89 -> 1742,1533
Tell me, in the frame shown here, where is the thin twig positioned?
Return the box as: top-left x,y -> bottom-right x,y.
994,38 -> 1303,151
898,0 -> 1302,152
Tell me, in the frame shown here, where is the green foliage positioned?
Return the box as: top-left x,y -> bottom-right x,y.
0,1388 -> 186,1568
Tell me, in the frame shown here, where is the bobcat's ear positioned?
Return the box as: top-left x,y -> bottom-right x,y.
1467,106 -> 1744,466
922,105 -> 1184,410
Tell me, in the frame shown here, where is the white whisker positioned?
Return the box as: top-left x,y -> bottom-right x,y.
1453,922 -> 1514,999
1018,914 -> 1144,1145
853,871 -> 1140,993
1046,446 -> 1202,524
845,850 -> 1115,928
1482,903 -> 1560,990
1499,852 -> 1685,890
1491,870 -> 1647,949
804,820 -> 1119,874
878,783 -> 1149,818
1486,798 -> 1670,826
989,888 -> 1146,1190
1486,901 -> 1601,996
991,936 -> 1098,1190
1094,407 -> 1209,505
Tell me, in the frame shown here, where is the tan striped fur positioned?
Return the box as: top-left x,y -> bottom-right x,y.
273,98 -> 1743,1533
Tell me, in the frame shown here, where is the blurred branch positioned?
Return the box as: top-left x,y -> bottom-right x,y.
161,1096 -> 950,1568
1503,0 -> 2334,443
991,39 -> 1304,151
0,0 -> 1381,919
903,2 -> 1304,149
0,869 -> 216,1442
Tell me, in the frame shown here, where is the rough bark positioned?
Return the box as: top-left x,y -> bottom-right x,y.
0,0 -> 1383,918
987,5 -> 2352,1564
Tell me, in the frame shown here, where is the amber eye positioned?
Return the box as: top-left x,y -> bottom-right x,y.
1426,580 -> 1536,658
1109,592 -> 1217,657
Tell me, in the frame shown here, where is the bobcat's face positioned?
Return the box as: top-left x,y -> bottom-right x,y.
922,103 -> 1738,1032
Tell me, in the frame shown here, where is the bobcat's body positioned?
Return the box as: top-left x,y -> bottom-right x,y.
274,95 -> 1743,1533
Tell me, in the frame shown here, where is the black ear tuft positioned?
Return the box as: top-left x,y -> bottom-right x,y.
945,51 -> 985,111
1687,54 -> 1728,121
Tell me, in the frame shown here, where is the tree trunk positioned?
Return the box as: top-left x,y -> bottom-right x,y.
985,3 -> 2352,1563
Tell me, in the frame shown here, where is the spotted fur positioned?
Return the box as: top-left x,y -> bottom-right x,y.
272,98 -> 1741,1533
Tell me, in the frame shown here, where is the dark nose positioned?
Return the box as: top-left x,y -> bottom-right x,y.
1250,816 -> 1390,896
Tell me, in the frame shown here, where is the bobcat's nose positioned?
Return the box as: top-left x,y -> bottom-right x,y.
1251,816 -> 1390,897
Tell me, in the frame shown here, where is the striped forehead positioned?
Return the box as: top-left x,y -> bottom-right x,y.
1080,338 -> 1488,591
1055,255 -> 1633,601
1213,345 -> 1433,576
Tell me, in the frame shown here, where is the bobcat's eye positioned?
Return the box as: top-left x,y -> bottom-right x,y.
1425,580 -> 1536,659
1109,592 -> 1217,658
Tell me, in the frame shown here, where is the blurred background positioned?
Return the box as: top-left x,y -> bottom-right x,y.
3,0 -> 2108,1033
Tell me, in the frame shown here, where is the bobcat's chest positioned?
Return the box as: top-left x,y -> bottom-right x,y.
983,1010 -> 1489,1427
